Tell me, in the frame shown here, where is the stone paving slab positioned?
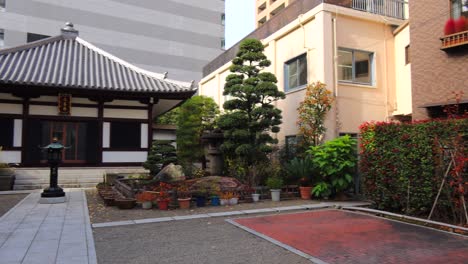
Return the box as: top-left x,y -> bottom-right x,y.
0,189 -> 97,264
231,209 -> 468,264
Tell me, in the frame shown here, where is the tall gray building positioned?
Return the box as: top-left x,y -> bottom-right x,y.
0,0 -> 225,82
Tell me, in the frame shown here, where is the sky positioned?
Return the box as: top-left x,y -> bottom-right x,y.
225,0 -> 256,49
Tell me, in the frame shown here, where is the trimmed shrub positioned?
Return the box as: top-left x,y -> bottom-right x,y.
360,118 -> 468,220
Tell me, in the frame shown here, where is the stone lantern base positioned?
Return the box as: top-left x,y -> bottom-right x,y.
39,195 -> 67,204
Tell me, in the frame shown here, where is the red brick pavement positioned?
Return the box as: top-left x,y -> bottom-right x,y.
234,210 -> 468,264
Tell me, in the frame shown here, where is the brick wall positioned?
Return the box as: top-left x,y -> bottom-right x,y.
409,0 -> 468,120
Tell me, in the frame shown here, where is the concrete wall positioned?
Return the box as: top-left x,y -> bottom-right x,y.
0,0 -> 225,82
199,4 -> 404,145
409,0 -> 468,120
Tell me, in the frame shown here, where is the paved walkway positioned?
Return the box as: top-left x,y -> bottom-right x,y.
231,209 -> 468,264
0,189 -> 97,264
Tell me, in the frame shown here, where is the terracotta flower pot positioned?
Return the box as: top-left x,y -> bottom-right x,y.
299,186 -> 313,200
157,199 -> 170,210
178,198 -> 191,209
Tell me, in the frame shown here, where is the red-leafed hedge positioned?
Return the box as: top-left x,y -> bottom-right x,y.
360,118 -> 468,222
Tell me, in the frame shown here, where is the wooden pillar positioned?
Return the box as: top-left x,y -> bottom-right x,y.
97,101 -> 104,165
20,97 -> 29,165
147,99 -> 155,154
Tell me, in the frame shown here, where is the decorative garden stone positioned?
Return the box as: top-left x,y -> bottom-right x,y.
155,163 -> 185,182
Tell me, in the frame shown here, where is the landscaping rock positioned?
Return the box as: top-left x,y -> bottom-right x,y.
155,163 -> 185,182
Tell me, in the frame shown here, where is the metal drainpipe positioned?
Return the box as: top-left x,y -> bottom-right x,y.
332,17 -> 340,138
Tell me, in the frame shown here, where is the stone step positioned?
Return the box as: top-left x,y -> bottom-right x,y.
14,183 -> 98,190
12,167 -> 147,190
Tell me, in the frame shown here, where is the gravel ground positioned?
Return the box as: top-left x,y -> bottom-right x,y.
0,193 -> 28,217
86,189 -> 319,224
94,216 -> 311,264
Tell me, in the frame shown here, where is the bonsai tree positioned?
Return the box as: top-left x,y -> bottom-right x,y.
218,38 -> 285,186
143,140 -> 177,177
306,135 -> 357,198
297,82 -> 334,147
176,95 -> 219,174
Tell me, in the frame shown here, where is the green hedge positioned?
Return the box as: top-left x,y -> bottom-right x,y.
359,118 -> 468,218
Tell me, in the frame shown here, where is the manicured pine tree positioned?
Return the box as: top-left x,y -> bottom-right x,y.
143,140 -> 177,177
176,95 -> 219,172
217,38 -> 285,184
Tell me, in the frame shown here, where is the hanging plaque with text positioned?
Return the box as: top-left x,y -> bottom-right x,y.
58,93 -> 72,115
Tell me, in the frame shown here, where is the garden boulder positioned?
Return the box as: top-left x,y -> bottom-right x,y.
155,163 -> 185,182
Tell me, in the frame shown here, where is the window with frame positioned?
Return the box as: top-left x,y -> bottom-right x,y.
405,45 -> 410,65
221,37 -> 225,49
338,48 -> 374,85
0,118 -> 14,148
221,13 -> 225,26
284,54 -> 307,91
451,0 -> 468,19
110,122 -> 141,149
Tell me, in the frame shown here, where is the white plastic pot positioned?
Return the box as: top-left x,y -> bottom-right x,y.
252,193 -> 260,202
270,189 -> 281,202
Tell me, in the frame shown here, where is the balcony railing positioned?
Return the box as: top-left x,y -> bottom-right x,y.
440,30 -> 468,51
352,0 -> 408,20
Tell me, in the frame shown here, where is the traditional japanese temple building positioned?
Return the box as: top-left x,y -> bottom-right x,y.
0,23 -> 195,171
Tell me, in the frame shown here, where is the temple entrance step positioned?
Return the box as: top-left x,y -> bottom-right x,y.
13,167 -> 147,190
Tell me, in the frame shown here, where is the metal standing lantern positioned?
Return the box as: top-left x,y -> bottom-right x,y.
40,137 -> 66,198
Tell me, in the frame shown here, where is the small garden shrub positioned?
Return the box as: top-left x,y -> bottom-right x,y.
360,118 -> 468,222
307,135 -> 357,198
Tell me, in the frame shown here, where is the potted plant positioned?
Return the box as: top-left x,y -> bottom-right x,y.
266,176 -> 283,202
229,192 -> 239,205
306,135 -> 357,199
136,191 -> 157,209
251,189 -> 260,203
220,191 -> 232,206
284,157 -> 314,200
192,189 -> 208,207
176,184 -> 192,209
153,182 -> 173,210
210,194 -> 220,206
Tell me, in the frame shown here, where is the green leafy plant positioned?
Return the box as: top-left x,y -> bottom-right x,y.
297,82 -> 334,147
217,38 -> 285,185
284,157 -> 314,186
177,95 -> 219,174
307,135 -> 357,194
266,176 -> 284,190
143,140 -> 177,176
156,107 -> 180,125
312,181 -> 331,198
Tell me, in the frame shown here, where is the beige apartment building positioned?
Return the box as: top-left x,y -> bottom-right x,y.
256,0 -> 296,27
200,0 -> 409,146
